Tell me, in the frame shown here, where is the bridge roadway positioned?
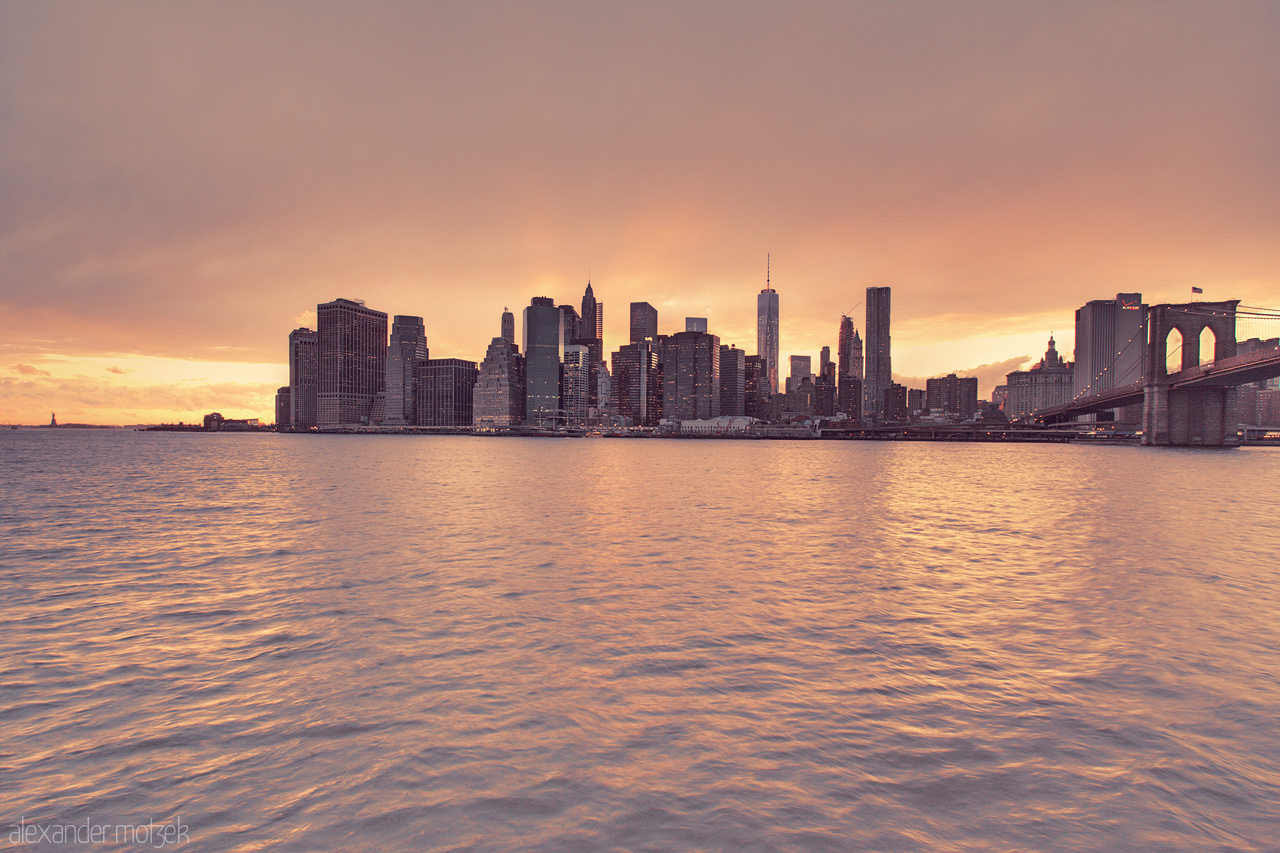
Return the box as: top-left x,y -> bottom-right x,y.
1035,344 -> 1280,424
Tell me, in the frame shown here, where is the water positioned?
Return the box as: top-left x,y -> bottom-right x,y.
2,430 -> 1278,852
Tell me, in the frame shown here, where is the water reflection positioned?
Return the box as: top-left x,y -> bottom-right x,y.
2,431 -> 1278,851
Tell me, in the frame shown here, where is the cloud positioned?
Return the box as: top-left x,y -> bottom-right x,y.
105,365 -> 127,374
10,363 -> 50,376
1,1 -> 1276,379
895,355 -> 1032,400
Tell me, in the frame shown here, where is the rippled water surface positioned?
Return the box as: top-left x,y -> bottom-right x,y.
2,430 -> 1279,851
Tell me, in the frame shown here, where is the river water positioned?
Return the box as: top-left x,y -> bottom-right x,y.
2,430 -> 1278,852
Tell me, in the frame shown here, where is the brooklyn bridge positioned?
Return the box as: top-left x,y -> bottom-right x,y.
1035,300 -> 1280,446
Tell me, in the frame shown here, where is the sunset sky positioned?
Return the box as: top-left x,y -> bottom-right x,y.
2,0 -> 1277,425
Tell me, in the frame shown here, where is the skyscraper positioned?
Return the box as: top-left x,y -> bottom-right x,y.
686,317 -> 708,333
473,337 -> 524,429
838,316 -> 854,378
288,327 -> 318,429
501,307 -> 516,345
524,297 -> 563,427
580,281 -> 598,345
744,355 -> 766,421
575,281 -> 603,414
317,298 -> 388,428
415,358 -> 478,427
864,287 -> 891,422
787,354 -> 812,394
663,330 -> 721,421
1074,293 -> 1146,421
384,315 -> 428,425
562,344 -> 589,428
611,340 -> 661,426
719,344 -> 746,417
275,386 -> 291,428
757,257 -> 779,396
559,303 -> 581,345
630,302 -> 658,343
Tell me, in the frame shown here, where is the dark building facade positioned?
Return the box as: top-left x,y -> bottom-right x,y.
524,297 -> 563,427
415,358 -> 478,427
925,373 -> 979,418
288,327 -> 318,429
473,337 -> 524,429
385,315 -> 428,425
317,298 -> 387,428
883,382 -> 908,420
663,330 -> 721,421
719,344 -> 746,417
1074,293 -> 1146,421
864,286 -> 891,422
275,387 -> 291,428
744,354 -> 768,421
630,302 -> 658,343
612,340 -> 662,426
838,375 -> 863,419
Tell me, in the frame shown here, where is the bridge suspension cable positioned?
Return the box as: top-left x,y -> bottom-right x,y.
1068,324 -> 1146,403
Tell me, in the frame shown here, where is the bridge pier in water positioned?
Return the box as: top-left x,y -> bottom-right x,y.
1142,300 -> 1240,447
1142,384 -> 1240,447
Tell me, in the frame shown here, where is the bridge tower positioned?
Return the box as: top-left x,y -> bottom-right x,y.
1142,300 -> 1240,446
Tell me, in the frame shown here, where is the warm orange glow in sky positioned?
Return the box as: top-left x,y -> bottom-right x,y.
2,1 -> 1277,424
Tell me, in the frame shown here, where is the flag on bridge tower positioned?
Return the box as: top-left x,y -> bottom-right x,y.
1191,286 -> 1204,294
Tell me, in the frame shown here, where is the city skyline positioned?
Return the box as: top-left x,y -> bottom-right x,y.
3,1 -> 1278,425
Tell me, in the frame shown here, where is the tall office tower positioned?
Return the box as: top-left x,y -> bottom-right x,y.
787,354 -> 812,394
925,373 -> 979,418
288,327 -> 318,429
1003,336 -> 1074,421
757,257 -> 780,395
594,303 -> 604,341
611,340 -> 661,426
864,286 -> 892,422
415,358 -> 478,427
719,344 -> 746,417
630,302 -> 658,343
572,283 -> 603,415
501,307 -> 516,345
838,316 -> 854,377
744,355 -> 766,420
524,297 -> 563,427
317,298 -> 388,428
275,387 -> 291,428
1074,293 -> 1146,421
562,345 -> 589,428
686,317 -> 708,333
663,330 -> 721,420
820,346 -> 833,378
581,282 -> 598,343
473,337 -> 524,429
384,315 -> 428,425
559,304 -> 582,345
